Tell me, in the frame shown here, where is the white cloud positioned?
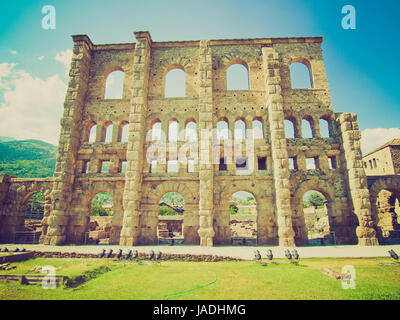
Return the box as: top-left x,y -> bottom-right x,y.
361,128 -> 400,155
0,63 -> 17,90
55,49 -> 72,76
0,63 -> 66,145
10,50 -> 17,55
38,56 -> 45,61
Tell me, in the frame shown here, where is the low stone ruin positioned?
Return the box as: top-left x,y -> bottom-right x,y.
88,217 -> 112,244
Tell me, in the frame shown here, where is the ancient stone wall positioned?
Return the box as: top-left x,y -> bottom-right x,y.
363,147 -> 395,176
391,146 -> 400,175
0,32 -> 391,246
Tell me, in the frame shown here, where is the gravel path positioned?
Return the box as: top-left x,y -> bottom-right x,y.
2,244 -> 400,260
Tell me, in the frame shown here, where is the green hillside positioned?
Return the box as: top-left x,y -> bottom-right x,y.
0,138 -> 57,178
0,137 -> 16,143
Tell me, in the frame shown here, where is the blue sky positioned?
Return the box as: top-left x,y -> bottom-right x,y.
0,0 -> 399,153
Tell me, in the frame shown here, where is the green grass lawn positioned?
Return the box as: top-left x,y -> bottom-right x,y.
0,257 -> 399,300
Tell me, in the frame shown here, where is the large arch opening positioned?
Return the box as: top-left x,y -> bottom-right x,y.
300,190 -> 335,245
15,192 -> 44,244
87,192 -> 114,245
234,119 -> 246,140
119,121 -> 129,142
227,63 -> 249,90
284,118 -> 296,138
229,191 -> 257,245
104,70 -> 124,99
290,62 -> 312,89
165,68 -> 186,98
216,119 -> 229,140
88,123 -> 97,143
157,192 -> 185,245
301,118 -> 314,138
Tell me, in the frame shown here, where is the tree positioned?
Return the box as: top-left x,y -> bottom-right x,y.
159,205 -> 181,216
230,204 -> 239,215
308,192 -> 326,209
90,203 -> 112,216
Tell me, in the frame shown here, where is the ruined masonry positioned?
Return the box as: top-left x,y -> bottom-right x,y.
2,31 -> 393,246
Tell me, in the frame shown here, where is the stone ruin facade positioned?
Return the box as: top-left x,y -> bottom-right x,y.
2,31 -> 399,247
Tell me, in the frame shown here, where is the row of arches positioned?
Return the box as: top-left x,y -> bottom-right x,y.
284,116 -> 331,139
13,177 -> 400,246
85,121 -> 129,143
101,59 -> 314,99
83,115 -> 332,144
148,118 -> 264,141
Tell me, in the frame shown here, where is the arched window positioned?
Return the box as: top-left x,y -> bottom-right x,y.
217,120 -> 229,140
88,124 -> 97,143
185,121 -> 197,141
284,119 -> 296,138
151,121 -> 162,141
252,119 -> 263,139
104,70 -> 124,99
25,192 -> 44,220
168,120 -> 179,141
165,68 -> 186,98
119,122 -> 129,142
104,123 -> 113,143
234,119 -> 246,140
302,119 -> 313,138
290,62 -> 312,89
319,118 -> 330,138
227,63 -> 249,90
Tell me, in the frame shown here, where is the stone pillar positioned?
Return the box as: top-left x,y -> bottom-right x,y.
44,35 -> 93,245
262,47 -> 295,247
119,31 -> 152,246
337,113 -> 379,245
183,205 -> 201,244
197,40 -> 215,246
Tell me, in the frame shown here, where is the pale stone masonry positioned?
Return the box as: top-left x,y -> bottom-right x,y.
197,40 -> 215,246
362,139 -> 400,176
263,47 -> 295,247
1,31 -> 396,246
119,32 -> 152,246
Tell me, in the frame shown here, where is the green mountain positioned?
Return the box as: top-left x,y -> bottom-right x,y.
0,137 -> 16,143
0,137 -> 57,178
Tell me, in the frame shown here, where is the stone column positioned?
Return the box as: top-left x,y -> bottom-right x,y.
262,47 -> 295,247
120,31 -> 152,246
337,113 -> 379,245
44,35 -> 93,245
197,40 -> 215,246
